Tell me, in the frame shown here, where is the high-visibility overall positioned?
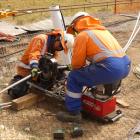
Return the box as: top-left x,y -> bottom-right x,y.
65,16 -> 131,113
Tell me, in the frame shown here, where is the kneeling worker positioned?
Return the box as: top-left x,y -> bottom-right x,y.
8,29 -> 74,99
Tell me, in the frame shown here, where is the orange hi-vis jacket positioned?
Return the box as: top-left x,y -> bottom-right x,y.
68,16 -> 126,69
17,29 -> 66,77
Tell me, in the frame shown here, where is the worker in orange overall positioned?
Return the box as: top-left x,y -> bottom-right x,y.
56,12 -> 131,123
8,29 -> 74,99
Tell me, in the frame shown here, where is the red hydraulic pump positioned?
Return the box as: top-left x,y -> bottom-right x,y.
81,84 -> 122,122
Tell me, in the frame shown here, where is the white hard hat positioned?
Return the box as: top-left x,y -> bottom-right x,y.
64,32 -> 74,49
71,11 -> 89,24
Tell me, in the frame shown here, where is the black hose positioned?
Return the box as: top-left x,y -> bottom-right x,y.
59,5 -> 66,30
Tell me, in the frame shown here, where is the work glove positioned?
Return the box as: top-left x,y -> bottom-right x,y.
31,68 -> 39,78
67,64 -> 72,71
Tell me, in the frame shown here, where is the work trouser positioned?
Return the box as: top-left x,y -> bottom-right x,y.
65,56 -> 131,113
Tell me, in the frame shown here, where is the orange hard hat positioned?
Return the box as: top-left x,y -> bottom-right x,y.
47,29 -> 74,53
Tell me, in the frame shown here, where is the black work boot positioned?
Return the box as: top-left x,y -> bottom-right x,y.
56,111 -> 82,123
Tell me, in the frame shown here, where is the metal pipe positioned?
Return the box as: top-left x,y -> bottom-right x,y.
0,102 -> 12,107
0,104 -> 12,109
57,65 -> 67,69
0,74 -> 31,94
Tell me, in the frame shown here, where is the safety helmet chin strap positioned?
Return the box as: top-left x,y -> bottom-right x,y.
70,20 -> 80,36
72,27 -> 78,35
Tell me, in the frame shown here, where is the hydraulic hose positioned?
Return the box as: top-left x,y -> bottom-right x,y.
124,24 -> 140,52
123,12 -> 140,52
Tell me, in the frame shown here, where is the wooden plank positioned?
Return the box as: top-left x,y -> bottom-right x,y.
12,93 -> 46,110
116,99 -> 129,108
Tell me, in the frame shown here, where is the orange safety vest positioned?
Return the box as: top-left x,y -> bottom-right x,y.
70,16 -> 125,69
18,34 -> 48,69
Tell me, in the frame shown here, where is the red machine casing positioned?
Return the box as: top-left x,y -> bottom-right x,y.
82,93 -> 116,118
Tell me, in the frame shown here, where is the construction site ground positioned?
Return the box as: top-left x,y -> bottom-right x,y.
0,13 -> 140,140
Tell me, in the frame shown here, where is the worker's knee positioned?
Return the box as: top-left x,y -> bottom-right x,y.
67,71 -> 83,92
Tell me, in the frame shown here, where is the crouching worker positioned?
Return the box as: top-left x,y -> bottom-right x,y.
8,29 -> 74,99
56,12 -> 131,123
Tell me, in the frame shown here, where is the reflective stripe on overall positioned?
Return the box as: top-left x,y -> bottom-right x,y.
65,30 -> 131,113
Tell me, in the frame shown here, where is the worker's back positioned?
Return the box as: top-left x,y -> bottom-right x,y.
20,34 -> 47,64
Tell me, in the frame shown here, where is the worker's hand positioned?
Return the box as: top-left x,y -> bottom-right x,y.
31,68 -> 39,78
67,64 -> 72,71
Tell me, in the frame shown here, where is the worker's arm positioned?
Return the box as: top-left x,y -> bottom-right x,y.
29,37 -> 44,67
71,33 -> 87,69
